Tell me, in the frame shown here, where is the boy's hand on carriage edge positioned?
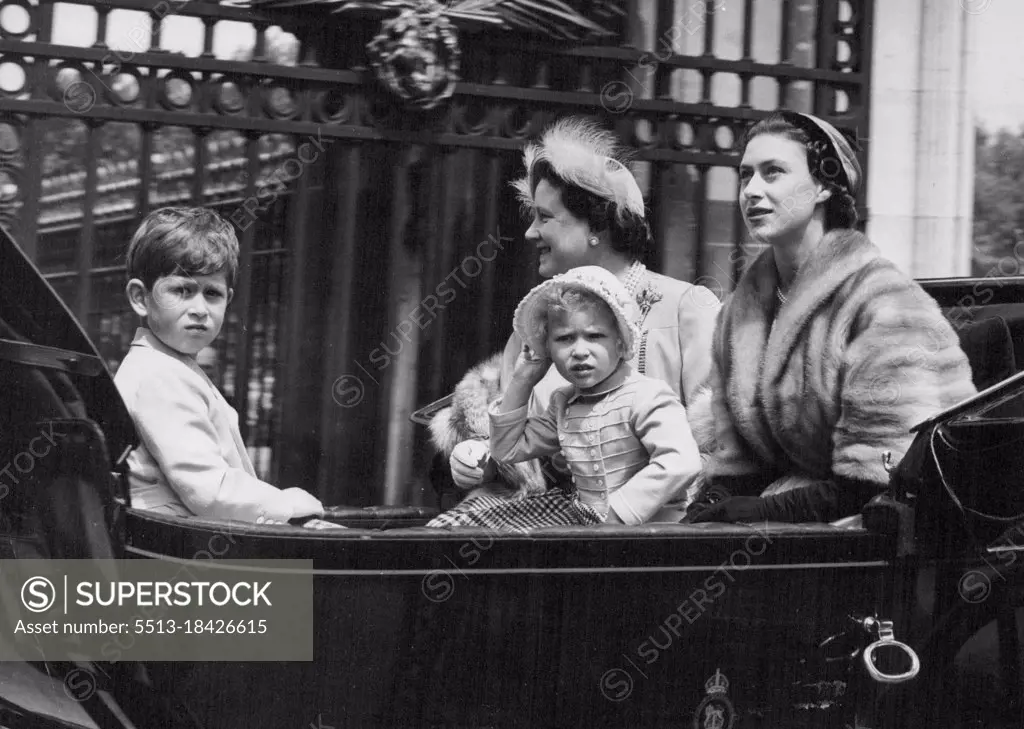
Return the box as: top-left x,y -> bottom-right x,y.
283,488 -> 324,519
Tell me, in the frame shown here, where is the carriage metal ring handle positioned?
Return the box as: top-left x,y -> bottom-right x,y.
861,619 -> 920,684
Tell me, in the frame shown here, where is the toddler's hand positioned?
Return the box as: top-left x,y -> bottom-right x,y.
282,487 -> 324,519
450,440 -> 490,490
511,344 -> 551,385
604,509 -> 625,525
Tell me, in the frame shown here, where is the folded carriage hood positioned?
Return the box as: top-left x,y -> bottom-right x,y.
0,224 -> 136,464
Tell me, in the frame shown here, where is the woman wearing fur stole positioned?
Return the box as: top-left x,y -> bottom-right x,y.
429,117 -> 721,519
686,112 -> 977,524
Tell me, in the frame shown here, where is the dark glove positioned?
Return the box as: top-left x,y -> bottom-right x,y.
688,496 -> 768,524
760,478 -> 881,523
687,476 -> 881,524
682,473 -> 776,523
682,482 -> 736,522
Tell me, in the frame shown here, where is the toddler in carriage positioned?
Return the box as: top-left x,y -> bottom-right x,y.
428,266 -> 702,530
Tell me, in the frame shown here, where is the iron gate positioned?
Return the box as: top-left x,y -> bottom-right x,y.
0,0 -> 873,506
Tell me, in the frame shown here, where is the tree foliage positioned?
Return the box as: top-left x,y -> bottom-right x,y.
973,125 -> 1024,276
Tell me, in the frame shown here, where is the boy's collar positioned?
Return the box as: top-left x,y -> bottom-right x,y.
566,362 -> 633,404
131,327 -> 198,365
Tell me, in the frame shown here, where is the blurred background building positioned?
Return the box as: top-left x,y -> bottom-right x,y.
0,0 -> 1016,506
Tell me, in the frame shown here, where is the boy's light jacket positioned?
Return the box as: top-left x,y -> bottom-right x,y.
115,328 -> 297,522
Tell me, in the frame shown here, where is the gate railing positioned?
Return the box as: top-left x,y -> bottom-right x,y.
0,0 -> 872,504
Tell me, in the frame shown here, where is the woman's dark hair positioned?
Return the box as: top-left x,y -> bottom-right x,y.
530,158 -> 652,262
743,113 -> 859,230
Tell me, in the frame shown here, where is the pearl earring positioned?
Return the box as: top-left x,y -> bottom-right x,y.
588,237 -> 598,246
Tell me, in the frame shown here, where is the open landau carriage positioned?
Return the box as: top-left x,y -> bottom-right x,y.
1,219 -> 1024,729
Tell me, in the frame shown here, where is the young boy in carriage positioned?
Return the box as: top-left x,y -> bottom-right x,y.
427,266 -> 703,530
114,206 -> 324,524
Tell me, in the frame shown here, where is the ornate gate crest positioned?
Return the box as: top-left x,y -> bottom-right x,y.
243,0 -> 624,109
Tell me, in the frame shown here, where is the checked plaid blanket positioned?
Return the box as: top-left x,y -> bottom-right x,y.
426,489 -> 603,532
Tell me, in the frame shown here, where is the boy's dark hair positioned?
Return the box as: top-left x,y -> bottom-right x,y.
529,158 -> 652,262
126,207 -> 240,288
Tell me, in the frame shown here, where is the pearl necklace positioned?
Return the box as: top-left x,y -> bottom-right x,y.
776,286 -> 788,306
623,260 -> 646,297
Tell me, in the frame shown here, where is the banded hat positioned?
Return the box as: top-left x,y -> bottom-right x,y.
513,265 -> 642,361
780,111 -> 863,195
512,117 -> 646,223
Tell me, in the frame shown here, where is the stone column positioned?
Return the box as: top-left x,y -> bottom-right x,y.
912,0 -> 974,277
867,1 -> 975,277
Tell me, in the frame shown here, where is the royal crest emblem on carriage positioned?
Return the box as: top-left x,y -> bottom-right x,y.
692,669 -> 735,729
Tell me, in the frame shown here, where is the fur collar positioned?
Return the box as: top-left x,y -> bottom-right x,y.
429,353 -> 547,497
721,229 -> 883,470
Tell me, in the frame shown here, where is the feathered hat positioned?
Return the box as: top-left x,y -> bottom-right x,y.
512,118 -> 646,223
513,265 -> 642,361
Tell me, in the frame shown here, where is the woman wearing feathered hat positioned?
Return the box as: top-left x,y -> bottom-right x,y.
685,111 -> 977,524
428,117 -> 721,519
